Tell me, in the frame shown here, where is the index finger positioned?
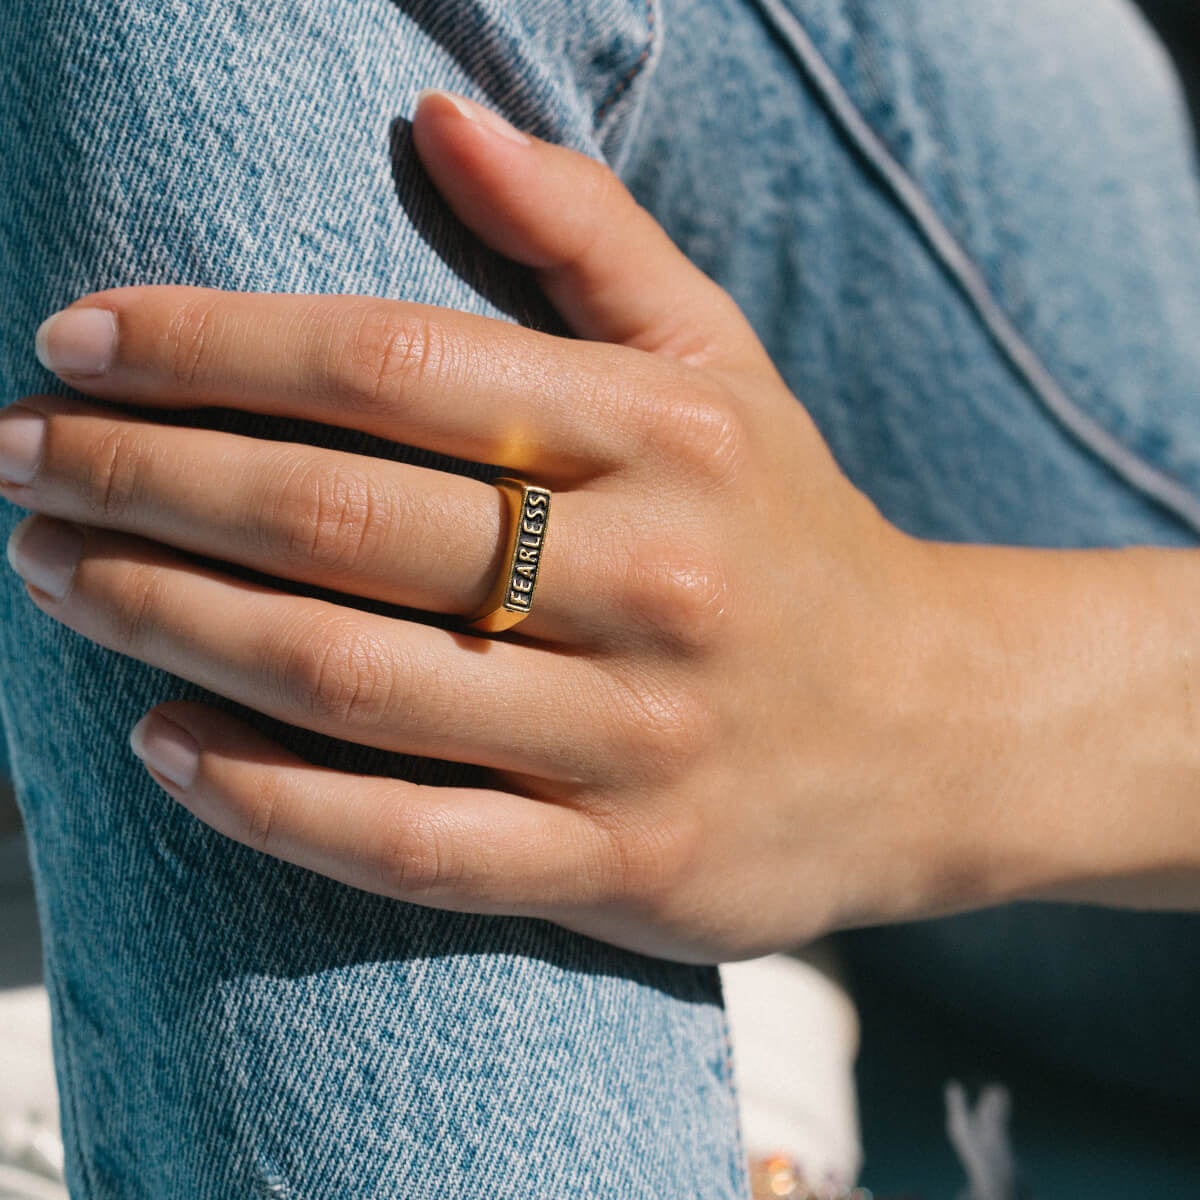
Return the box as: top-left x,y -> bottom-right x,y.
32,285 -> 675,483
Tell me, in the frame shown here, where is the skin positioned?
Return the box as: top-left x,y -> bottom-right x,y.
2,90 -> 1199,964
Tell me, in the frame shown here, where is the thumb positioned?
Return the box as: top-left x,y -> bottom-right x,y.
411,88 -> 769,372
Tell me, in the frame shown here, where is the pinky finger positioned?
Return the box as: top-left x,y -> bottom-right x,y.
128,700 -> 610,915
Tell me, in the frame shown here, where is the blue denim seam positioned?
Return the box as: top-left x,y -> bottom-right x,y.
596,0 -> 662,173
43,931 -> 95,1198
715,969 -> 753,1195
595,0 -> 657,124
745,0 -> 1200,540
0,711 -> 12,786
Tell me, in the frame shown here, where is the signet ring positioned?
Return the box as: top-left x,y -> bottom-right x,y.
465,476 -> 552,633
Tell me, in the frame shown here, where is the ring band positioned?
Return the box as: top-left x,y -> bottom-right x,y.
465,476 -> 552,633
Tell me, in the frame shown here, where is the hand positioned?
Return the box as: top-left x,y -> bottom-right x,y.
7,91 -> 1195,961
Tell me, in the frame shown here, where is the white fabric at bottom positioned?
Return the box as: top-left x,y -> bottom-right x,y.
722,947 -> 863,1190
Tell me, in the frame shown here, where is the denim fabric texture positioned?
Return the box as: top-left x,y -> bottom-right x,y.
0,2 -> 748,1197
3,0 -> 1199,1196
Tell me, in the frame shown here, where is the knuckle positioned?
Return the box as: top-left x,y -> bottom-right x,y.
239,769 -> 285,857
267,458 -> 382,574
599,811 -> 704,917
164,295 -> 219,389
375,804 -> 462,900
604,664 -> 716,776
110,559 -> 170,650
84,423 -> 150,521
623,544 -> 733,655
335,304 -> 449,413
276,616 -> 405,730
558,163 -> 627,267
642,380 -> 748,488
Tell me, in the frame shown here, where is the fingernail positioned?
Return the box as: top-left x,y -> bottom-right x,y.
6,514 -> 84,599
35,307 -> 119,376
0,405 -> 46,485
415,88 -> 531,146
130,711 -> 200,789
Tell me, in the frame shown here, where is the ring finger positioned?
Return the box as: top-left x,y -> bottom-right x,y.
0,395 -> 623,645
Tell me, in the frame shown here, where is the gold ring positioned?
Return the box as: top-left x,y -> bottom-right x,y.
465,476 -> 552,633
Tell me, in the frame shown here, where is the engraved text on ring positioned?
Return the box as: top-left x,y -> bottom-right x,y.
505,489 -> 549,612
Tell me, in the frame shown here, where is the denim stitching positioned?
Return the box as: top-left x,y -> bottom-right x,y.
594,0 -> 658,127
45,952 -> 96,1198
746,0 -> 1200,538
716,968 -> 754,1199
16,793 -> 93,1196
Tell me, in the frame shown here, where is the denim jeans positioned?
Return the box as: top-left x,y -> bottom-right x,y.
2,1 -> 1198,1197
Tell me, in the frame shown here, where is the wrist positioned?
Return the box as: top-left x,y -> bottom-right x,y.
908,539 -> 1200,913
